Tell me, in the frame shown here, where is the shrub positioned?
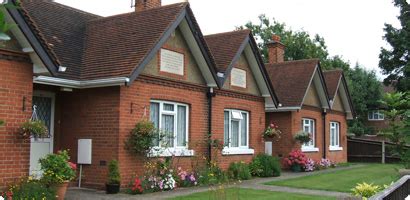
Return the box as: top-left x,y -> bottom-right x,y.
39,150 -> 76,185
304,158 -> 315,172
228,161 -> 251,180
250,154 -> 281,177
351,182 -> 381,198
283,150 -> 307,171
4,181 -> 56,200
176,167 -> 198,187
198,162 -> 228,185
125,120 -> 160,156
107,160 -> 121,185
128,177 -> 143,194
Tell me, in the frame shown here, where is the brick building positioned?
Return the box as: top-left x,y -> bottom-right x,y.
264,36 -> 354,163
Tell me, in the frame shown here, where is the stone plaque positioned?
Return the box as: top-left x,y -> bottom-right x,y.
231,68 -> 246,88
160,49 -> 184,75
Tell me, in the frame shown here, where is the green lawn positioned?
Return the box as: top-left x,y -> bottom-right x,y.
169,188 -> 335,200
265,164 -> 401,193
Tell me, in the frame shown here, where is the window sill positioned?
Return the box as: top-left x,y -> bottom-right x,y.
148,148 -> 194,157
222,148 -> 254,155
301,147 -> 319,152
329,146 -> 343,151
368,119 -> 384,121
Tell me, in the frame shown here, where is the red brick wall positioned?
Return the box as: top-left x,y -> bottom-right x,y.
57,87 -> 121,188
265,111 -> 295,158
118,75 -> 209,187
365,120 -> 390,134
0,51 -> 33,189
212,90 -> 266,169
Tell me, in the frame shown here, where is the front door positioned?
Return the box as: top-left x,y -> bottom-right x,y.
29,91 -> 55,176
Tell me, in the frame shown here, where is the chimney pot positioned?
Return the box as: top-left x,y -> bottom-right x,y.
267,34 -> 285,64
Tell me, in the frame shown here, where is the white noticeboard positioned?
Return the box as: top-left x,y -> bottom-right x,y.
231,68 -> 246,88
78,139 -> 92,164
160,49 -> 184,75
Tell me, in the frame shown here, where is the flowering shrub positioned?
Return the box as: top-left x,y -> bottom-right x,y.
262,122 -> 282,140
39,150 -> 76,185
198,161 -> 227,185
227,161 -> 251,180
351,182 -> 381,199
177,167 -> 197,187
1,178 -> 56,200
304,158 -> 315,172
284,150 -> 307,167
294,131 -> 311,144
249,154 -> 281,177
129,177 -> 143,194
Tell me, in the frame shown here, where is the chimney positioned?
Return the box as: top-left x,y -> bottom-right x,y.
135,0 -> 162,12
267,35 -> 285,64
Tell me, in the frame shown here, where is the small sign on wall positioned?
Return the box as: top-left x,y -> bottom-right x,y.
160,49 -> 184,75
231,68 -> 246,88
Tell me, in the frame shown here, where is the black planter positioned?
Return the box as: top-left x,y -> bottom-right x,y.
106,183 -> 120,194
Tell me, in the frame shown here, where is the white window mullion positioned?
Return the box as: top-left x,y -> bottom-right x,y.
158,102 -> 163,148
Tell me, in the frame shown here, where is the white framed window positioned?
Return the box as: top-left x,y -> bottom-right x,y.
222,109 -> 254,155
149,100 -> 193,157
368,110 -> 384,121
329,122 -> 342,151
301,118 -> 318,152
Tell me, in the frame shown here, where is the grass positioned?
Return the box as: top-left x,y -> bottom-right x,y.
169,188 -> 335,200
265,164 -> 401,193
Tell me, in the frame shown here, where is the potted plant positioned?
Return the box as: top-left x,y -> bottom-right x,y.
106,160 -> 121,194
294,131 -> 311,144
283,149 -> 307,172
39,150 -> 76,200
19,120 -> 48,139
262,122 -> 282,141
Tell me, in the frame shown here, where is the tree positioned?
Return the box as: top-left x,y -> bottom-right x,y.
379,0 -> 410,92
345,64 -> 383,135
238,14 -> 350,70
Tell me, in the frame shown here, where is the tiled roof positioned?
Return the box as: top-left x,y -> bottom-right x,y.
21,0 -> 101,79
21,1 -> 195,80
204,30 -> 250,72
323,69 -> 343,99
265,59 -> 319,107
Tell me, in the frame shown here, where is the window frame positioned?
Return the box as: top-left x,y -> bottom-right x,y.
224,109 -> 249,149
150,100 -> 189,149
329,121 -> 343,151
301,118 -> 318,152
368,110 -> 385,121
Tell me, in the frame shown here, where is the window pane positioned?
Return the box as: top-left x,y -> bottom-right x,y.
150,102 -> 160,146
330,126 -> 335,146
163,103 -> 174,111
231,111 -> 243,120
231,120 -> 239,147
240,113 -> 247,146
368,112 -> 373,119
336,123 -> 340,146
161,114 -> 174,148
224,111 -> 229,146
177,106 -> 186,147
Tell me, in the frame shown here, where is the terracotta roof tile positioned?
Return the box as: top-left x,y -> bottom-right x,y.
323,69 -> 343,99
204,30 -> 250,72
265,59 -> 319,107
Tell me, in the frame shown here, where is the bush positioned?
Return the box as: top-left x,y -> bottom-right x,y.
108,160 -> 121,184
6,181 -> 56,200
125,120 -> 160,156
198,162 -> 228,185
249,154 -> 281,177
39,150 -> 76,185
351,182 -> 381,198
227,161 -> 251,180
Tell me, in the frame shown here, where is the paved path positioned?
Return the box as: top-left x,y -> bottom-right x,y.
66,165 -> 363,200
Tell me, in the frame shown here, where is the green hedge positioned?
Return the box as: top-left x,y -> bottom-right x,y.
249,154 -> 281,177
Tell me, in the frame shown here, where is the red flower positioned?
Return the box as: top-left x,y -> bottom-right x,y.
68,162 -> 77,170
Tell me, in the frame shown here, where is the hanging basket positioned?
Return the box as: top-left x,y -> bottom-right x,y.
19,105 -> 48,139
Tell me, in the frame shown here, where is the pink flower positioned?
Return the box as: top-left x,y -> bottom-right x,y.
68,162 -> 77,170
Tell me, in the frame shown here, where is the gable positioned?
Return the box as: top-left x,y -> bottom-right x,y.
303,83 -> 321,107
222,52 -> 261,96
332,92 -> 345,112
141,28 -> 205,85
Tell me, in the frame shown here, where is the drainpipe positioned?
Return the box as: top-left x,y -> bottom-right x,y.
207,87 -> 216,162
322,108 -> 327,159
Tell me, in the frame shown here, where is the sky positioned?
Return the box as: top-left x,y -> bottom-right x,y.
55,0 -> 402,79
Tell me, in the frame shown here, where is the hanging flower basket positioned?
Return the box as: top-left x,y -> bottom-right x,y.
19,120 -> 48,139
262,122 -> 282,141
294,131 -> 311,144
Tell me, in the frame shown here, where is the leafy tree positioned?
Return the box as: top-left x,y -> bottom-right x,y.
379,0 -> 410,92
238,14 -> 350,70
345,64 -> 383,135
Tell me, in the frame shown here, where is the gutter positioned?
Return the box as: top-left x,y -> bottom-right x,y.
33,76 -> 130,89
265,106 -> 301,112
322,108 -> 327,159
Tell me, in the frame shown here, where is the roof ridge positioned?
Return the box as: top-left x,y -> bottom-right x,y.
88,2 -> 187,23
43,1 -> 102,18
265,58 -> 320,66
205,29 -> 250,38
323,68 -> 343,72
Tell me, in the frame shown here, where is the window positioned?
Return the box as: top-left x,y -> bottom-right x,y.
301,118 -> 318,152
150,101 -> 192,156
223,109 -> 254,155
368,110 -> 384,121
329,122 -> 342,151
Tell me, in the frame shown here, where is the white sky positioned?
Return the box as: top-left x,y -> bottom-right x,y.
55,0 -> 401,79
